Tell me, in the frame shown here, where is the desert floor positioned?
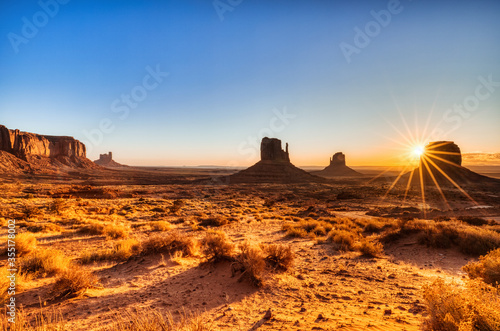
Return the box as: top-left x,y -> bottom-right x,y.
1,167 -> 500,330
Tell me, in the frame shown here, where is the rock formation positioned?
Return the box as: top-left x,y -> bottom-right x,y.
229,137 -> 322,183
408,141 -> 495,185
94,152 -> 126,168
0,125 -> 98,173
313,152 -> 362,177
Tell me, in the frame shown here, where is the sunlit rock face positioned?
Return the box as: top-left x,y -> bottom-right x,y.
330,152 -> 346,167
421,141 -> 462,168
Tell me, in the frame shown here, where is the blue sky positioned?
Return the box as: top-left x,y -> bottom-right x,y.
1,0 -> 499,166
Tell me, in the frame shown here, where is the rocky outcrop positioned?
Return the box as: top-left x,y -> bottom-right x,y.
313,152 -> 362,177
94,152 -> 126,168
0,125 -> 98,173
408,141 -> 496,185
229,137 -> 322,183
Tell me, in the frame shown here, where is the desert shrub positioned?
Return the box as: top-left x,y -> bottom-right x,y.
78,221 -> 129,239
201,231 -> 234,262
261,244 -> 294,271
354,238 -> 384,257
170,199 -> 184,213
328,229 -> 356,250
27,223 -> 63,233
19,249 -> 70,276
149,221 -> 171,232
455,226 -> 500,255
233,242 -> 266,286
463,248 -> 500,286
21,204 -> 43,219
14,233 -> 37,256
51,266 -> 99,299
102,307 -> 213,331
80,239 -> 141,264
199,216 -> 229,227
458,216 -> 489,226
141,231 -> 198,256
282,219 -> 333,238
49,198 -> 66,215
422,278 -> 500,331
356,218 -> 396,234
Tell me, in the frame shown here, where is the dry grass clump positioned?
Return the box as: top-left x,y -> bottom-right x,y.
422,278 -> 500,330
199,216 -> 230,227
102,307 -> 212,331
261,244 -> 294,271
78,221 -> 129,239
0,307 -> 65,330
463,248 -> 500,286
356,218 -> 397,234
141,231 -> 198,256
49,198 -> 66,215
0,267 -> 30,305
149,221 -> 172,232
51,265 -> 99,299
382,219 -> 500,256
354,238 -> 384,257
328,229 -> 357,250
201,231 -> 235,262
27,222 -> 63,233
14,233 -> 37,256
232,242 -> 266,286
21,204 -> 43,219
282,219 -> 333,238
19,248 -> 70,276
457,216 -> 489,226
80,239 -> 141,264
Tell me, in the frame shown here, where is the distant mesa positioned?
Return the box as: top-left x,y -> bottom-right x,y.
229,137 -> 322,183
94,152 -> 127,168
312,152 -> 362,177
0,125 -> 98,174
408,141 -> 496,185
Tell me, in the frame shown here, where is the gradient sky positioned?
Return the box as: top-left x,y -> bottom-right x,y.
1,0 -> 499,167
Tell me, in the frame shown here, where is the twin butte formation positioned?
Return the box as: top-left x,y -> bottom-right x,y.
0,125 -> 497,185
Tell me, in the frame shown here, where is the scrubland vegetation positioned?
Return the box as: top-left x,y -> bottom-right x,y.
0,181 -> 499,330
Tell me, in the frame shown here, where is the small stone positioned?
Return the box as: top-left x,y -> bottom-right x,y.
384,309 -> 392,316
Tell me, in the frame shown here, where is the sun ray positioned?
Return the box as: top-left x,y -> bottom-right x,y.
418,163 -> 426,217
420,156 -> 451,210
382,164 -> 412,200
403,168 -> 416,204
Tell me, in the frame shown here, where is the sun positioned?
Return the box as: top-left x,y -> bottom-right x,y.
412,145 -> 425,158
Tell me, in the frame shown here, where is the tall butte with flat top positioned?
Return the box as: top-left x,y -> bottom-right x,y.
410,141 -> 494,185
313,152 -> 361,177
229,137 -> 321,183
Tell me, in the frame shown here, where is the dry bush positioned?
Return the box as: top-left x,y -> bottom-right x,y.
27,223 -> 63,233
282,219 -> 333,238
422,278 -> 500,331
233,242 -> 266,286
149,221 -> 172,232
14,233 -> 37,256
201,231 -> 234,262
19,248 -> 70,276
354,238 -> 384,257
102,307 -> 212,331
21,204 -> 43,219
78,221 -> 129,239
199,216 -> 229,227
51,265 -> 99,299
356,218 -> 397,234
261,244 -> 294,271
457,216 -> 489,226
170,199 -> 184,213
328,229 -> 357,250
141,231 -> 198,256
49,198 -> 66,215
80,239 -> 140,264
463,248 -> 500,286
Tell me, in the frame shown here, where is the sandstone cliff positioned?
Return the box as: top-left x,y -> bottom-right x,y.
313,152 -> 362,177
229,137 -> 322,183
0,125 -> 98,173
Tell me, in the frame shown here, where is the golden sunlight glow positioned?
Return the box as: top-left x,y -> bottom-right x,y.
412,146 -> 425,158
